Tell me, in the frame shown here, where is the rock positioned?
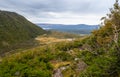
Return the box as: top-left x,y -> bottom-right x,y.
14,71 -> 20,76
74,58 -> 79,61
53,69 -> 63,77
60,66 -> 66,70
76,61 -> 87,72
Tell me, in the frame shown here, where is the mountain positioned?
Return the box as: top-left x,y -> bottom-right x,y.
0,10 -> 46,52
37,23 -> 99,34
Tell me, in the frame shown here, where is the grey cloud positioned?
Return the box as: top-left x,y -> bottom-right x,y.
0,0 -> 116,24
0,0 -> 114,13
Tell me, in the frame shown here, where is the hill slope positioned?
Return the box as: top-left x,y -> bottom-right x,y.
0,10 -> 46,52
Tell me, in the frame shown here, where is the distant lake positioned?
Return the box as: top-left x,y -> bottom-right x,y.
37,24 -> 99,34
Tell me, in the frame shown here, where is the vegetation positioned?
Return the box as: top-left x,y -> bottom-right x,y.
0,41 -> 80,77
46,30 -> 81,39
78,0 -> 120,76
0,10 -> 46,53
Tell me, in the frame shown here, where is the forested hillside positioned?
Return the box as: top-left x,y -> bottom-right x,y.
0,11 -> 46,53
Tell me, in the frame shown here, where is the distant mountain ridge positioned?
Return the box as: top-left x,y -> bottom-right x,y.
0,10 -> 46,52
37,23 -> 99,34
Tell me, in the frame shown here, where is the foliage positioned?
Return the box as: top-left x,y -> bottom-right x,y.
78,0 -> 120,77
0,39 -> 82,77
46,30 -> 81,39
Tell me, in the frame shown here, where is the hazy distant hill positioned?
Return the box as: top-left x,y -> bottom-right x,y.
37,24 -> 99,34
0,10 -> 46,52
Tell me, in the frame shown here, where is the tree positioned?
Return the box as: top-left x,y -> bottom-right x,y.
101,0 -> 120,50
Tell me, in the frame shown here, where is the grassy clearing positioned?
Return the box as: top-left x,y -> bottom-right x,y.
35,36 -> 74,44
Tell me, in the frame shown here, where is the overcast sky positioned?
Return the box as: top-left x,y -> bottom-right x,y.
0,0 -> 116,25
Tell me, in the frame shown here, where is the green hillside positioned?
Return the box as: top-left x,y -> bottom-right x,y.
0,10 -> 46,53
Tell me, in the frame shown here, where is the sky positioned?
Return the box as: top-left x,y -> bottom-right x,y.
0,0 -> 116,25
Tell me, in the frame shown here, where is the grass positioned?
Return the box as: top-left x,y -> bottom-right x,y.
35,36 -> 74,44
51,61 -> 71,69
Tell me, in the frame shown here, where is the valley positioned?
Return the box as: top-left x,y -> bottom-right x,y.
0,0 -> 120,77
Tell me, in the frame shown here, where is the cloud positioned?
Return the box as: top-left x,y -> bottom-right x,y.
0,0 -> 116,24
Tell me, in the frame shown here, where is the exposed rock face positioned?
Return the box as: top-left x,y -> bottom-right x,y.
53,69 -> 63,77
